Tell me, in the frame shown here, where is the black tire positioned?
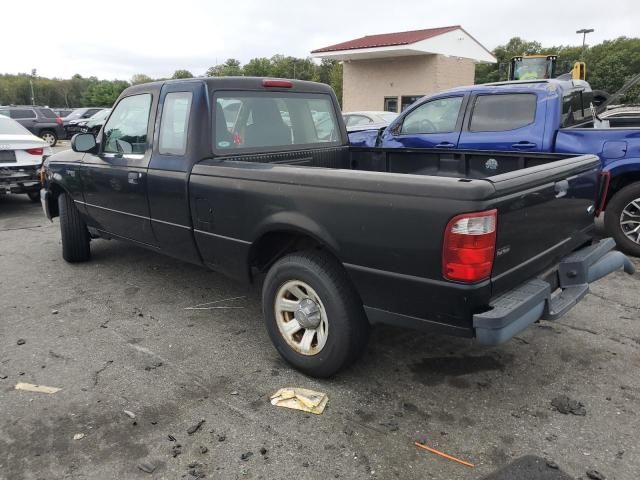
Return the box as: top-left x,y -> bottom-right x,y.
40,130 -> 58,147
262,250 -> 369,378
58,193 -> 91,262
27,191 -> 40,203
604,182 -> 640,257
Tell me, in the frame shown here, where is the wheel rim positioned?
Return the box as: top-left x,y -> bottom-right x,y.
620,197 -> 640,244
41,133 -> 55,146
274,280 -> 329,356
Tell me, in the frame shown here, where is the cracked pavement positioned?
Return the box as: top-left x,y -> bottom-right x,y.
0,188 -> 639,480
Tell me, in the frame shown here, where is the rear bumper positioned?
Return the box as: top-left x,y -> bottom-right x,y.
0,166 -> 40,194
474,238 -> 635,345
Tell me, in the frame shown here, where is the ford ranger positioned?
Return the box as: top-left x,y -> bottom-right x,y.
40,78 -> 634,377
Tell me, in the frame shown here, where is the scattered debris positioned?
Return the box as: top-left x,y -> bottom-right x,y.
144,361 -> 163,371
137,460 -> 159,474
259,447 -> 267,455
270,387 -> 329,415
73,433 -> 85,440
16,339 -> 26,346
230,390 -> 239,395
551,395 -> 586,416
187,419 -> 205,435
241,451 -> 253,460
200,446 -> 208,454
184,295 -> 246,310
586,470 -> 606,480
15,382 -> 61,394
51,309 -> 59,315
0,375 -> 7,380
168,434 -> 176,442
546,460 -> 559,469
616,450 -> 624,459
123,410 -> 136,419
171,444 -> 182,457
93,360 -> 114,386
414,441 -> 474,468
302,461 -> 310,467
217,435 -> 226,442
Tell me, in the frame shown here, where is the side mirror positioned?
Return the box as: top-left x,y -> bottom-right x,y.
71,133 -> 97,153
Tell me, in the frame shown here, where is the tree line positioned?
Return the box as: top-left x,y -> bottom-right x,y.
0,36 -> 638,109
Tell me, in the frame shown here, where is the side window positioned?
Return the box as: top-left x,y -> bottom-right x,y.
400,97 -> 463,134
103,94 -> 152,155
214,93 -> 339,151
562,90 -> 590,127
11,109 -> 37,119
159,92 -> 193,156
469,94 -> 536,132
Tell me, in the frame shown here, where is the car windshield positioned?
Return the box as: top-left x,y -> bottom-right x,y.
0,115 -> 33,135
64,109 -> 86,120
90,109 -> 110,121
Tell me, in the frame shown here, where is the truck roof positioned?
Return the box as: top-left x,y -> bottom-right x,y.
437,78 -> 591,97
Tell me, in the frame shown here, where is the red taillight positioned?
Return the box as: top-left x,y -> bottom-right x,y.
55,116 -> 63,125
25,147 -> 44,155
262,79 -> 293,88
443,209 -> 497,282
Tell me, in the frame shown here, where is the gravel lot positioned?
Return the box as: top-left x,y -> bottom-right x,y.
1,148 -> 639,479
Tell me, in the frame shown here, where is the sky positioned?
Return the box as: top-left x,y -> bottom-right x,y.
3,0 -> 638,80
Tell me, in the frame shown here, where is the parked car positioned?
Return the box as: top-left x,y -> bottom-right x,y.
0,114 -> 52,201
350,79 -> 640,256
598,105 -> 640,128
0,106 -> 64,147
53,108 -> 74,118
63,108 -> 105,138
78,108 -> 111,135
343,110 -> 398,132
40,77 -> 634,377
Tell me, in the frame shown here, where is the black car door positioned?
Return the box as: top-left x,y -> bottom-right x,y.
80,87 -> 159,246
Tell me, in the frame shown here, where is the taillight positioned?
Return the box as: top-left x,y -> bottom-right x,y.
56,117 -> 63,125
25,147 -> 44,155
442,209 -> 497,282
262,79 -> 293,88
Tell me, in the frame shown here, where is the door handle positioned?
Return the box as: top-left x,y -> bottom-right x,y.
435,142 -> 455,148
128,171 -> 142,184
511,141 -> 537,149
555,179 -> 569,198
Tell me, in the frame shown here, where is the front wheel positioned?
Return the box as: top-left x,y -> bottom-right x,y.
604,182 -> 640,257
262,250 -> 369,378
58,193 -> 91,262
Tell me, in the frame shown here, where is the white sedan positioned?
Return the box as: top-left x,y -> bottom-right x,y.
0,114 -> 52,202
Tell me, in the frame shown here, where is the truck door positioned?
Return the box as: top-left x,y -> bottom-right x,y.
457,92 -> 546,151
80,89 -> 158,246
146,81 -> 205,265
380,94 -> 466,149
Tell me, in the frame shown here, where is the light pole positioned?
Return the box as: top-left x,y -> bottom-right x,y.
576,28 -> 594,58
30,68 -> 37,106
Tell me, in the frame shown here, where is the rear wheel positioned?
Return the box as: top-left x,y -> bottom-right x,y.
58,193 -> 91,262
40,130 -> 57,147
605,182 -> 640,257
262,250 -> 369,378
27,191 -> 40,203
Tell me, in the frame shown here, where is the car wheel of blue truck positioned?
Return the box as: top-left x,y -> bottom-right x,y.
262,250 -> 369,377
58,193 -> 91,262
605,182 -> 640,257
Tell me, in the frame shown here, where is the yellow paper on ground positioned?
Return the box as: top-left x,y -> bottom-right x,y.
15,382 -> 61,394
270,387 -> 328,415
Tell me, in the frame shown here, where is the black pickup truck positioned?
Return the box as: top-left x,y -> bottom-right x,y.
40,78 -> 634,377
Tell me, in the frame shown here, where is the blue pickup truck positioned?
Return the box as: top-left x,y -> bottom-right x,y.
350,79 -> 640,256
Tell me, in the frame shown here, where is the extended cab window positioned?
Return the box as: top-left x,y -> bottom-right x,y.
103,94 -> 151,155
469,94 -> 536,132
159,92 -> 193,155
214,93 -> 339,151
400,97 -> 463,134
562,89 -> 593,127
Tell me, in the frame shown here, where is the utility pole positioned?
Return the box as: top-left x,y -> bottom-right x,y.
576,28 -> 594,59
30,68 -> 37,106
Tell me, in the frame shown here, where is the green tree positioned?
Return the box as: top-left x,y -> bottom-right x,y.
131,74 -> 154,85
172,69 -> 194,79
206,59 -> 242,77
81,80 -> 129,107
242,57 -> 273,77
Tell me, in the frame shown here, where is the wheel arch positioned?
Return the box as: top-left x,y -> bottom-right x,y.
602,160 -> 640,210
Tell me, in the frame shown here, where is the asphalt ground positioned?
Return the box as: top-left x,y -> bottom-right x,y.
0,145 -> 639,479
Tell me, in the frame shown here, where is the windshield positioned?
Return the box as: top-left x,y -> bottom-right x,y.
0,115 -> 33,135
513,58 -> 552,81
90,109 -> 110,122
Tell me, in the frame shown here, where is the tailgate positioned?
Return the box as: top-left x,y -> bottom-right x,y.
488,154 -> 601,296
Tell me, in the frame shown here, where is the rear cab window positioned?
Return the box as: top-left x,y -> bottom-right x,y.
561,89 -> 593,127
469,94 -> 537,132
213,92 -> 340,152
159,92 -> 193,155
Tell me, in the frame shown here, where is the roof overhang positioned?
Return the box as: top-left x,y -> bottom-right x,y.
312,28 -> 496,64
